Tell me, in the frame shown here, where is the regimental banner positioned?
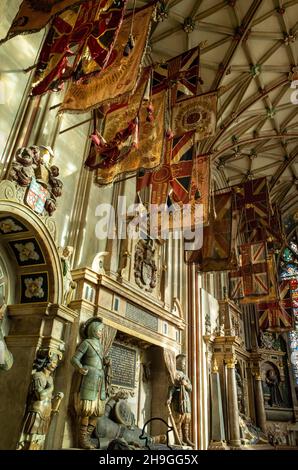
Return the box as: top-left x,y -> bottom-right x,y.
0,0 -> 93,43
137,169 -> 170,206
258,302 -> 294,332
172,91 -> 217,139
229,242 -> 269,300
152,46 -> 201,104
241,241 -> 267,265
137,132 -> 196,201
136,138 -> 172,206
186,191 -> 238,270
136,130 -> 210,224
229,270 -> 244,300
60,4 -> 154,113
170,154 -> 210,225
239,255 -> 278,305
91,82 -> 167,185
234,177 -> 272,234
31,0 -> 127,96
171,132 -> 194,164
26,178 -> 49,214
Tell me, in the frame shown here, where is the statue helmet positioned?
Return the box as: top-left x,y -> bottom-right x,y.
82,317 -> 104,339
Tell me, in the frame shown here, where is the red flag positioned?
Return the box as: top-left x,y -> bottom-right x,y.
31,0 -> 127,96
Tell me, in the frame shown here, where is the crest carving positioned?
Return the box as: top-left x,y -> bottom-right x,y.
134,239 -> 157,292
9,145 -> 63,216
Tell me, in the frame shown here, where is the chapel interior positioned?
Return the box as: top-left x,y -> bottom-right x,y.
0,0 -> 298,451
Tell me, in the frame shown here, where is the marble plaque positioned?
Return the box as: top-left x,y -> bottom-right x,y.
110,343 -> 136,388
126,302 -> 158,331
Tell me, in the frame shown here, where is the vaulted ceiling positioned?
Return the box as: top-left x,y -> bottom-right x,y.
133,0 -> 298,217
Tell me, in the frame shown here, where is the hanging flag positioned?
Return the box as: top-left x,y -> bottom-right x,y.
89,78 -> 166,185
235,177 -> 272,232
137,164 -> 172,206
137,139 -> 209,236
229,242 -> 269,300
152,46 -> 201,103
31,0 -> 128,96
60,4 -> 154,113
0,0 -> 94,43
185,191 -> 238,270
136,133 -> 194,205
235,177 -> 271,221
87,117 -> 139,170
172,91 -> 217,139
258,302 -> 294,332
170,154 -> 210,224
236,255 -> 278,305
258,281 -> 296,333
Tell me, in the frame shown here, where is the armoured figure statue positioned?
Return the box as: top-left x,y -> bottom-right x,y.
71,318 -> 110,449
167,354 -> 194,447
17,351 -> 63,450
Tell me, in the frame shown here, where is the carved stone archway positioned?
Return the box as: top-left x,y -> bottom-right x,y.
0,195 -> 77,450
0,199 -> 63,305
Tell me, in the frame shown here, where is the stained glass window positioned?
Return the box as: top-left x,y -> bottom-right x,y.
280,232 -> 298,385
280,233 -> 298,280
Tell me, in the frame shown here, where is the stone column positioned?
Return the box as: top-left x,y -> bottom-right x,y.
226,356 -> 241,448
209,359 -> 228,450
254,372 -> 267,432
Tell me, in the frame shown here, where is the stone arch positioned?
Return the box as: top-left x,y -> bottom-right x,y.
0,200 -> 63,305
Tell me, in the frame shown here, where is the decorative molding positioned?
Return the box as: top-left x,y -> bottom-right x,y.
71,268 -> 185,330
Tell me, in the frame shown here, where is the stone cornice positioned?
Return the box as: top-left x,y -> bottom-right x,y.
71,268 -> 185,329
8,302 -> 78,323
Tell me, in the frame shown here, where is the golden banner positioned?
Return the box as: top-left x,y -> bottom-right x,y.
0,0 -> 103,42
94,86 -> 166,185
60,5 -> 154,113
172,91 -> 217,139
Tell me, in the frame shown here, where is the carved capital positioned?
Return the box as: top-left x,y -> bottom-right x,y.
251,365 -> 262,380
225,356 -> 237,368
212,357 -> 219,373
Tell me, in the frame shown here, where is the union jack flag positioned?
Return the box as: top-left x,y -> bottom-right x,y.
137,133 -> 195,205
235,177 -> 271,222
229,242 -> 270,301
235,177 -> 273,242
152,46 -> 201,104
258,281 -> 296,333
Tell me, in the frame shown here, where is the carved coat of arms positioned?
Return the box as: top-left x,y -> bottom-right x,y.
26,178 -> 49,214
9,145 -> 63,216
134,239 -> 157,292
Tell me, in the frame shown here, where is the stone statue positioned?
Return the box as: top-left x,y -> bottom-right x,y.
235,369 -> 245,414
267,423 -> 287,447
266,368 -> 283,407
95,390 -> 167,449
60,246 -> 76,306
17,350 -> 63,450
71,318 -> 111,449
0,298 -> 13,371
167,354 -> 194,447
239,414 -> 267,446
